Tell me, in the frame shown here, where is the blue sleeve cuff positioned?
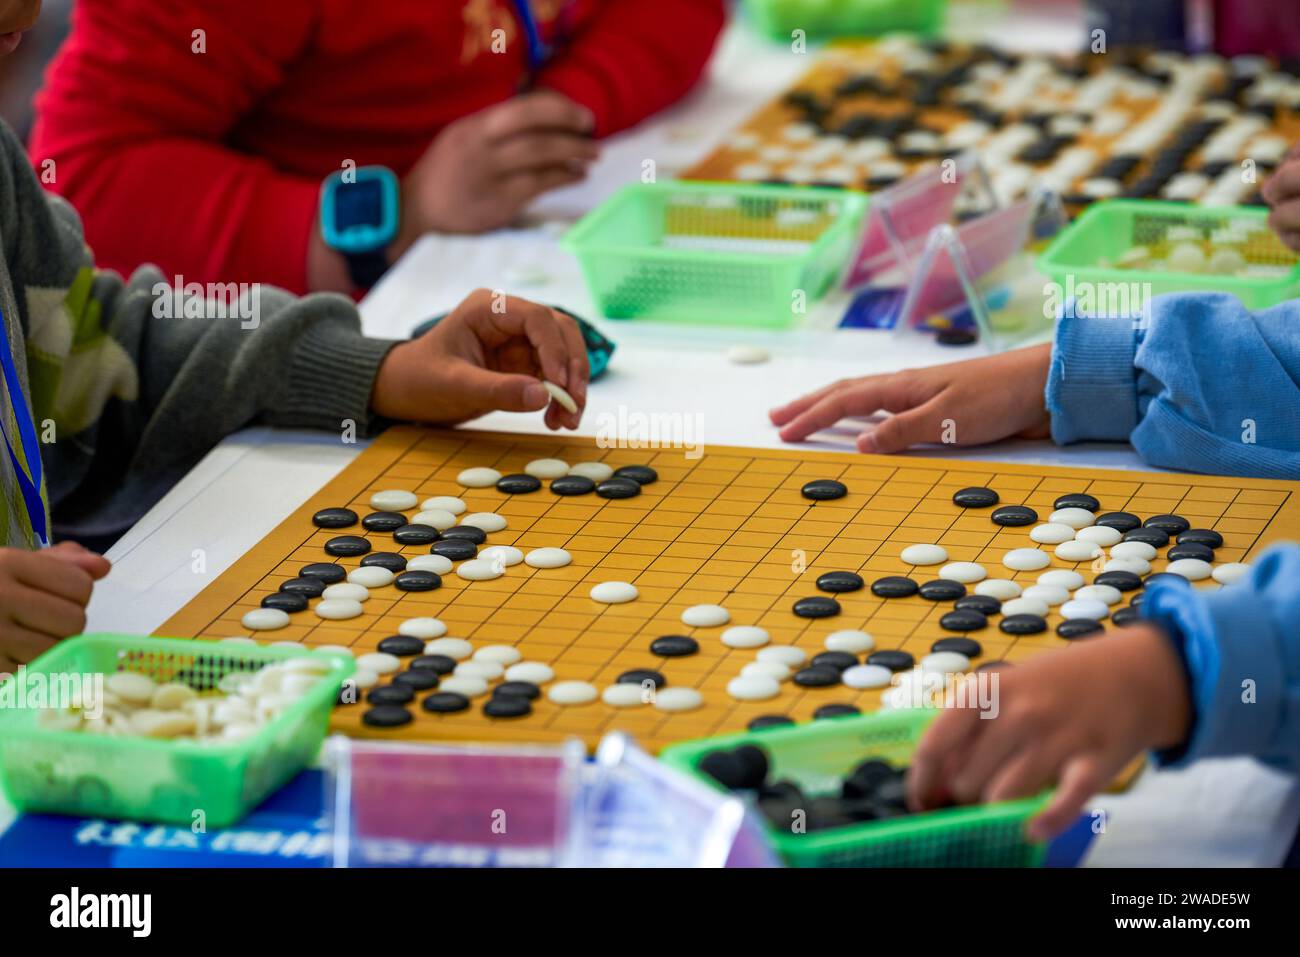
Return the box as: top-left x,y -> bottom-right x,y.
1045,315 -> 1140,444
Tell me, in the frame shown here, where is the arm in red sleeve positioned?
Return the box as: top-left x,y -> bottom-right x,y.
28,0 -> 319,293
537,0 -> 726,137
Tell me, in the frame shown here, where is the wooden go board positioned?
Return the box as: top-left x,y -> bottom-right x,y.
159,426 -> 1300,752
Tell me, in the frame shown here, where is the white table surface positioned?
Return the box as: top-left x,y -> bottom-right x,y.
19,10 -> 1297,866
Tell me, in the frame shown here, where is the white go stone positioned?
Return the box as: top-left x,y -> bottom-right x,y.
1105,556 -> 1151,576
479,545 -> 524,568
742,661 -> 790,682
370,490 -> 418,511
524,547 -> 572,569
218,636 -> 257,645
1038,569 -> 1086,590
654,687 -> 703,712
721,626 -> 769,649
457,467 -> 502,488
843,664 -> 894,689
939,561 -> 986,583
270,640 -> 306,650
315,599 -> 363,620
757,645 -> 807,667
457,559 -> 505,582
1021,584 -> 1068,606
591,581 -> 638,603
1003,548 -> 1050,571
323,582 -> 369,602
424,637 -> 473,660
727,675 -> 780,701
422,496 -> 466,515
1167,558 -> 1213,581
399,617 -> 447,639
241,608 -> 290,631
1060,598 -> 1109,620
1212,562 -> 1250,585
1074,584 -> 1122,605
1076,525 -> 1123,547
602,683 -> 648,707
1001,596 -> 1049,617
541,380 -> 578,414
505,662 -> 555,684
901,543 -> 948,565
1055,540 -> 1103,562
347,566 -> 394,588
411,509 -> 457,531
313,645 -> 354,657
569,461 -> 614,482
975,579 -> 1022,600
406,555 -> 454,575
824,630 -> 874,654
682,604 -> 729,627
461,512 -> 507,533
1049,507 -> 1096,529
920,651 -> 971,674
1029,523 -> 1075,545
455,660 -> 504,680
1112,541 -> 1158,561
348,668 -> 379,691
474,645 -> 523,665
525,458 -> 569,479
548,681 -> 598,705
356,652 -> 401,675
441,676 -> 489,698
726,345 -> 771,365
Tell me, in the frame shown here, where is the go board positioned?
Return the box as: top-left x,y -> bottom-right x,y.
158,426 -> 1300,752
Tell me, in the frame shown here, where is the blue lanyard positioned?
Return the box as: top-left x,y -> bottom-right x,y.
0,305 -> 48,547
510,0 -> 571,74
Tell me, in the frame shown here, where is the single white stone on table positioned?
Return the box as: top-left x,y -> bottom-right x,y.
654,687 -> 703,712
920,651 -> 971,674
1001,596 -> 1050,618
406,555 -> 454,575
1055,540 -> 1103,562
461,512 -> 507,533
347,566 -> 395,588
424,637 -> 473,660
939,561 -> 986,584
975,579 -> 1022,600
524,547 -> 572,569
315,598 -> 363,620
457,559 -> 505,582
1021,584 -> 1069,606
480,545 -> 524,568
602,683 -> 648,707
474,645 -> 523,665
824,630 -> 874,654
721,625 -> 769,649
411,509 -> 457,531
457,467 -> 502,488
1060,598 -> 1109,620
901,543 -> 948,566
399,617 -> 446,639
370,490 -> 418,512
1003,548 -> 1051,571
1037,569 -> 1086,590
323,582 -> 369,602
1112,541 -> 1158,561
1212,562 -> 1250,585
241,608 -> 290,631
1049,507 -> 1096,529
682,604 -> 729,627
726,345 -> 770,365
842,664 -> 894,689
727,675 -> 781,701
591,581 -> 638,603
548,680 -> 598,705
505,662 -> 555,684
356,652 -> 401,675
1075,584 -> 1122,605
455,660 -> 504,680
568,462 -> 614,482
1076,525 -> 1123,547
1166,558 -> 1213,580
422,495 -> 467,515
1105,556 -> 1151,576
741,661 -> 790,681
525,458 -> 569,479
541,380 -> 578,414
757,645 -> 807,667
441,676 -> 489,698
1030,523 -> 1075,544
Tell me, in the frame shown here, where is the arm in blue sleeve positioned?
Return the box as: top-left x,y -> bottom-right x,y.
1045,292 -> 1300,478
1142,543 -> 1300,771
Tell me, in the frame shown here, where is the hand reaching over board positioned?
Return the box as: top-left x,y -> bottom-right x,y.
1261,145 -> 1300,251
0,542 -> 112,672
769,344 -> 1053,452
370,289 -> 588,430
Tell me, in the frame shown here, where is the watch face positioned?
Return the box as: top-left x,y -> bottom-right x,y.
335,180 -> 385,230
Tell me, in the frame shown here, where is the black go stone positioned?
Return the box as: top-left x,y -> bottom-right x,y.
937,329 -> 978,346
816,571 -> 864,593
312,507 -> 358,529
484,697 -> 532,718
367,685 -> 415,706
955,595 -> 1000,616
1168,543 -> 1214,562
748,715 -> 795,732
1093,570 -> 1143,592
393,669 -> 441,690
793,666 -> 842,687
261,592 -> 307,613
939,609 -> 988,632
1057,618 -> 1104,639
395,570 -> 441,592
494,681 -> 541,700
377,635 -> 425,656
919,579 -> 966,601
1124,527 -> 1169,548
550,475 -> 596,496
1144,514 -> 1190,535
1178,528 -> 1223,549
932,636 -> 981,657
324,535 -> 370,558
613,465 -> 658,485
991,505 -> 1038,527
617,668 -> 666,688
793,596 -> 840,618
497,473 -> 542,494
1111,607 -> 1141,627
596,478 -> 642,499
952,486 -> 999,508
1129,593 -> 1146,608
1095,511 -> 1141,533
422,691 -> 471,714
299,562 -> 346,584
813,703 -> 861,720
441,525 -> 487,544
801,479 -> 847,501
871,575 -> 919,598
362,705 -> 413,728
1053,493 -> 1100,511
431,539 -> 477,561
410,654 -> 457,674
361,551 -> 407,572
1000,613 -> 1047,635
867,650 -> 915,672
1145,572 -> 1184,588
393,524 -> 440,546
362,511 -> 408,532
811,651 -> 858,672
650,635 -> 699,657
280,577 -> 326,598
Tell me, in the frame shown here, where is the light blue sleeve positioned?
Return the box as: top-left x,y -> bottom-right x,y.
1142,543 -> 1300,771
1044,292 -> 1300,479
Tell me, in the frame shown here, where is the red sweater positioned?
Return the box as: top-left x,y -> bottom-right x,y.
30,0 -> 725,294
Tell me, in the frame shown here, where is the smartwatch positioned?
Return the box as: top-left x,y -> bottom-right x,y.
319,166 -> 401,290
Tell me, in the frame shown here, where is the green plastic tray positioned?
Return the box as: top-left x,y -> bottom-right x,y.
660,708 -> 1049,868
0,634 -> 353,828
564,181 -> 868,328
742,0 -> 946,41
1037,200 -> 1300,310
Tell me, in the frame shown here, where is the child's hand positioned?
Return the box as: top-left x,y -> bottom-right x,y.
1261,146 -> 1300,251
371,289 -> 588,429
907,625 -> 1192,841
769,343 -> 1052,452
400,91 -> 599,237
0,542 -> 112,672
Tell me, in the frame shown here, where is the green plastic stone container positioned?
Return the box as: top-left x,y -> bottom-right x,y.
742,0 -> 946,41
660,708 -> 1049,868
0,634 -> 354,828
563,181 -> 868,328
1037,200 -> 1300,310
